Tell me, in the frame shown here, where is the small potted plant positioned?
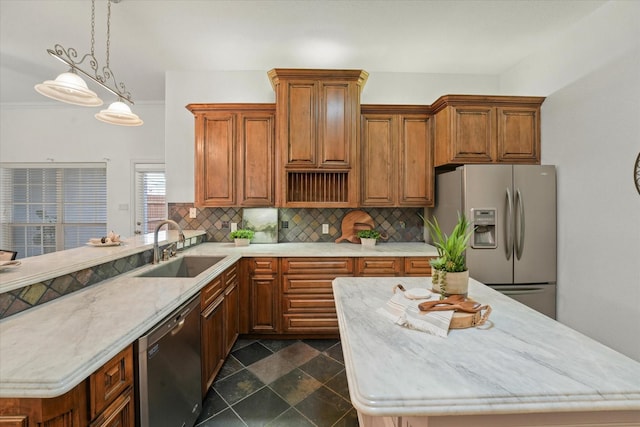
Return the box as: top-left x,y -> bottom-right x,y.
421,213 -> 473,297
230,229 -> 255,247
357,229 -> 381,247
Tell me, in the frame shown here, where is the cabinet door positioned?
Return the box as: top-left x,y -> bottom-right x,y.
451,106 -> 494,163
195,113 -> 236,206
238,112 -> 275,206
286,81 -> 317,166
223,266 -> 239,355
201,295 -> 225,395
89,387 -> 135,427
399,114 -> 433,206
361,114 -> 395,206
496,106 -> 540,163
250,274 -> 279,333
319,81 -> 353,167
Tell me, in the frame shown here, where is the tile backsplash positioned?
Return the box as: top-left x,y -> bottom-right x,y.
170,203 -> 425,243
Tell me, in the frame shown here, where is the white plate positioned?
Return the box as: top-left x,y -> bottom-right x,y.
86,241 -> 122,247
404,288 -> 432,300
0,260 -> 21,271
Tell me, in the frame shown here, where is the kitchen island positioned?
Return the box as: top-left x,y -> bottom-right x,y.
333,277 -> 640,427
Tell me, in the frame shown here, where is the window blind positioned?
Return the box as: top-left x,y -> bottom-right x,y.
0,163 -> 107,259
134,163 -> 167,235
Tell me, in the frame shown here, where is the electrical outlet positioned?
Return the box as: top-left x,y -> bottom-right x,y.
282,221 -> 288,229
322,224 -> 329,234
230,223 -> 238,232
189,207 -> 197,218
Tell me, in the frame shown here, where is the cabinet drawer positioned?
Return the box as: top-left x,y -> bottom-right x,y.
404,257 -> 433,276
282,315 -> 339,332
282,276 -> 338,293
357,257 -> 402,276
283,295 -> 336,314
248,257 -> 278,274
201,275 -> 223,309
282,258 -> 353,275
89,345 -> 134,420
224,263 -> 238,287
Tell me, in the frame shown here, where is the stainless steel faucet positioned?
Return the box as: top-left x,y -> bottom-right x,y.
153,219 -> 185,264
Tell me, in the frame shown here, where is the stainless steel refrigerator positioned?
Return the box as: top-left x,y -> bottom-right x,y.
430,164 -> 557,318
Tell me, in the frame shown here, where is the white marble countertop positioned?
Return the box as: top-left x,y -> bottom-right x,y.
0,229 -> 207,293
0,240 -> 437,398
333,277 -> 640,417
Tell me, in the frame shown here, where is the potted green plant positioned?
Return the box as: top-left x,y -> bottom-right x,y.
229,229 -> 255,247
357,229 -> 381,247
420,213 -> 473,297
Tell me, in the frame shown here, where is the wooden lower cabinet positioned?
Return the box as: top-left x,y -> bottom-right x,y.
223,265 -> 240,355
281,258 -> 354,334
0,345 -> 134,427
201,293 -> 225,396
356,257 -> 402,276
89,387 -> 134,427
239,256 -> 435,336
200,262 -> 240,397
404,257 -> 433,276
246,258 -> 280,333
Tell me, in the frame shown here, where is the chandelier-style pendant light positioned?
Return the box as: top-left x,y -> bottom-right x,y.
34,0 -> 142,126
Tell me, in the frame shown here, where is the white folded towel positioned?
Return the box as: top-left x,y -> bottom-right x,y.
377,288 -> 454,338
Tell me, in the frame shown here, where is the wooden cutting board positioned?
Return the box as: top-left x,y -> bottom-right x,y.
335,210 -> 375,243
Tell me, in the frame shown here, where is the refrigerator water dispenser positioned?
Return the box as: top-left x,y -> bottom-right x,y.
471,208 -> 496,248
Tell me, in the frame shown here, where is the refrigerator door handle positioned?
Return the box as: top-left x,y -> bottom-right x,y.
500,288 -> 547,296
506,187 -> 513,260
515,188 -> 525,260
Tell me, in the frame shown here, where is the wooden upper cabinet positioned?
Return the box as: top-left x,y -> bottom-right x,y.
268,69 -> 368,207
238,112 -> 275,206
361,113 -> 395,206
361,105 -> 434,207
286,81 -> 317,166
319,82 -> 352,167
432,95 -> 544,167
496,106 -> 540,162
187,103 -> 275,207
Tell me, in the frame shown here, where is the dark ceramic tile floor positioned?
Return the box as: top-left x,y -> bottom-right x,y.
196,339 -> 359,427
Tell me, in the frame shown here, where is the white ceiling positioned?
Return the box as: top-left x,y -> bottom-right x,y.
0,0 -> 607,104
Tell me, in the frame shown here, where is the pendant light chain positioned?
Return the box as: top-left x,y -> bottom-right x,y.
90,0 -> 96,58
106,0 -> 111,69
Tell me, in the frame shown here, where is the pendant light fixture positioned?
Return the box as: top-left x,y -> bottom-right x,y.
34,0 -> 142,126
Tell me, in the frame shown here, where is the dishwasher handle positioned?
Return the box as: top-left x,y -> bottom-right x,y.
170,318 -> 186,336
139,295 -> 200,348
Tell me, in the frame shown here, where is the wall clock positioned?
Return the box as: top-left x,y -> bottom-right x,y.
636,152 -> 640,195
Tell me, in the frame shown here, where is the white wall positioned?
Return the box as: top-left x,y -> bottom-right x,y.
500,1 -> 640,361
0,102 -> 165,236
500,1 -> 640,96
164,70 -> 498,202
543,49 -> 640,361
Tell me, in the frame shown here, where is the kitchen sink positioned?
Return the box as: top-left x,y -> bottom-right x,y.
136,255 -> 226,278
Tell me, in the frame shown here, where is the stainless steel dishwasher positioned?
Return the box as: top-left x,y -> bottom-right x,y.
136,295 -> 202,427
